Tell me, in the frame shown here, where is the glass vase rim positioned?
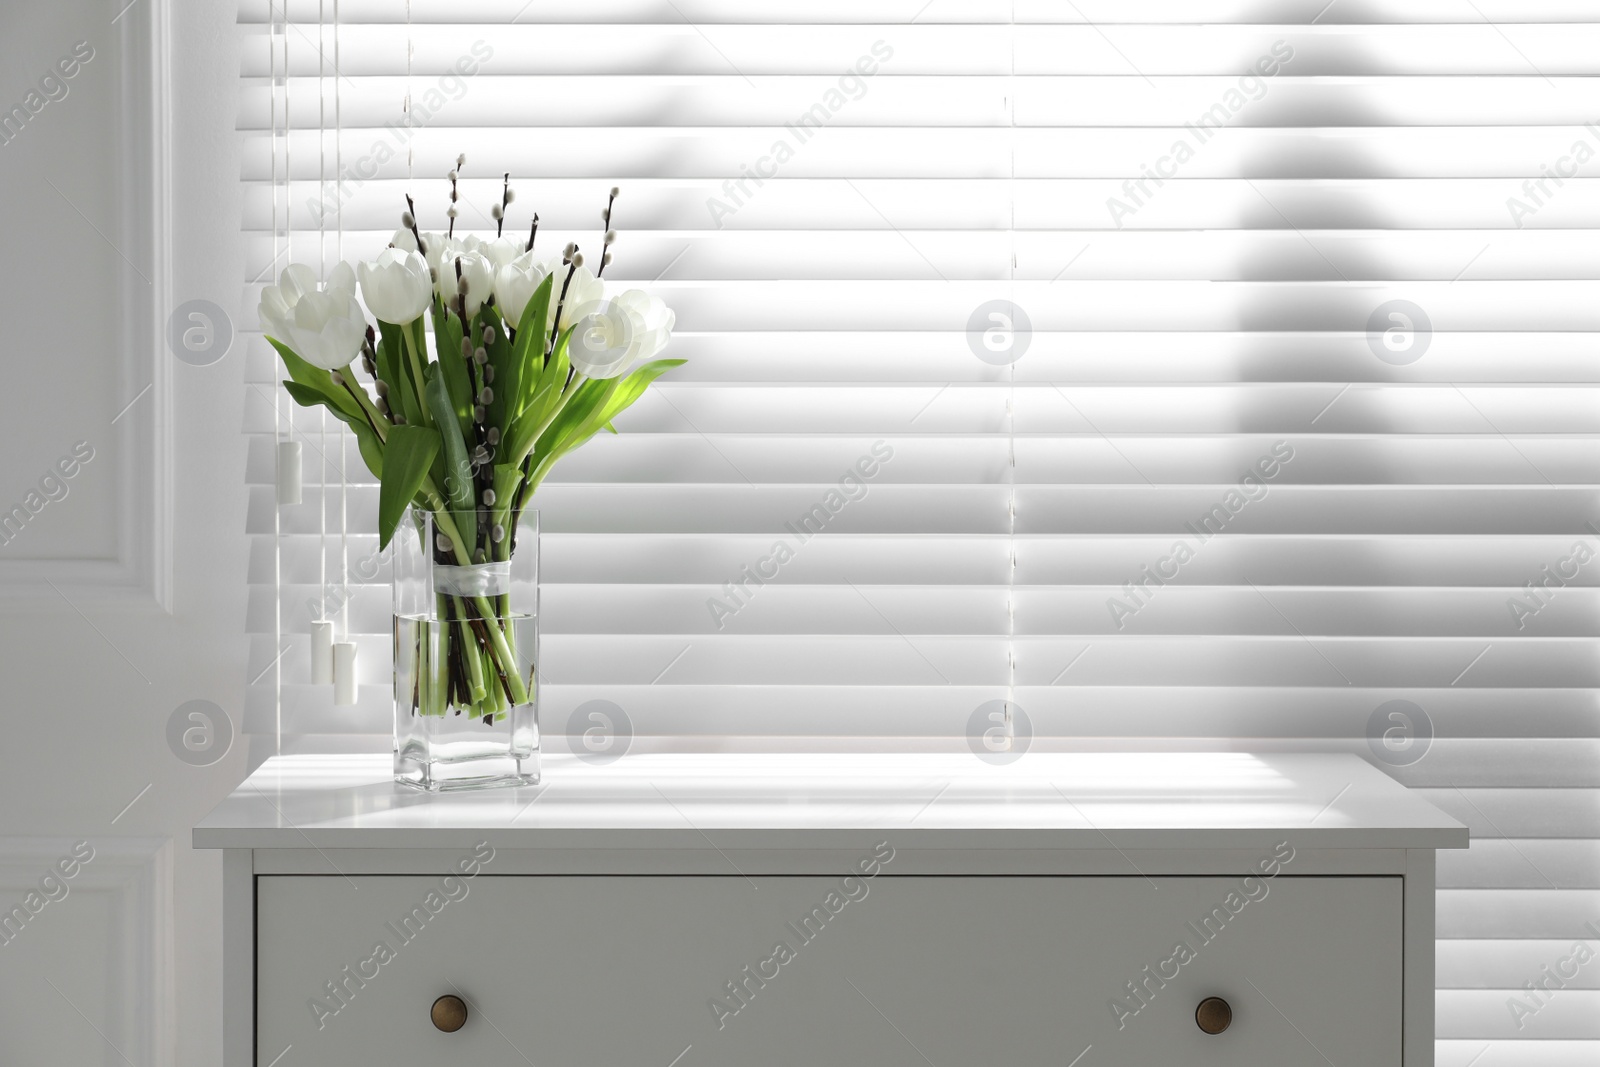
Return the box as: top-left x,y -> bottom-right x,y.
407,506 -> 539,521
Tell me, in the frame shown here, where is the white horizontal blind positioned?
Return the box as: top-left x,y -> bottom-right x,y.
238,3 -> 1596,1060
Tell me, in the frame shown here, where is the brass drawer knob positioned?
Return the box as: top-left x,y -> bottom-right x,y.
1196,996 -> 1232,1035
431,994 -> 468,1033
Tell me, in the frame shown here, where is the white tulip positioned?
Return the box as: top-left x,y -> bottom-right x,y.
259,262 -> 363,369
357,248 -> 434,325
565,290 -> 673,380
613,289 -> 675,362
283,288 -> 368,370
326,259 -> 356,295
493,252 -> 554,327
391,228 -> 456,274
551,263 -> 604,337
464,234 -> 525,271
258,288 -> 297,345
566,300 -> 635,379
427,234 -> 461,276
389,227 -> 419,254
436,249 -> 496,317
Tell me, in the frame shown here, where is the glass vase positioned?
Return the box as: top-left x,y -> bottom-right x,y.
392,507 -> 539,790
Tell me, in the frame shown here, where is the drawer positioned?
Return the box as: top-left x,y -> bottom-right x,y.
257,873 -> 1402,1066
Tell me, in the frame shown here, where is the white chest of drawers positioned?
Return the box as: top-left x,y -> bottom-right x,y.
196,752 -> 1466,1066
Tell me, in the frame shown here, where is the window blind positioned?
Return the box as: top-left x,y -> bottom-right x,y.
238,2 -> 1597,1061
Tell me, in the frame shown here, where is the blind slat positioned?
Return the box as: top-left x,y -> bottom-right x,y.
240,25 -> 1600,78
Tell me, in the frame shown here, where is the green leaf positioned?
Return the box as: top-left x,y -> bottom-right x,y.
281,380 -> 363,433
533,358 -> 686,478
432,300 -> 474,439
374,321 -> 421,427
377,424 -> 440,550
570,359 -> 683,444
350,419 -> 384,481
505,325 -> 573,464
406,318 -> 436,428
280,378 -> 388,483
375,320 -> 402,377
536,376 -> 609,455
269,338 -> 363,422
598,359 -> 685,425
543,324 -> 571,406
424,370 -> 477,550
483,305 -> 516,435
511,274 -> 556,407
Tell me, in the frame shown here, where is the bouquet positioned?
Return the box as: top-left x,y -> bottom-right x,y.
260,157 -> 681,721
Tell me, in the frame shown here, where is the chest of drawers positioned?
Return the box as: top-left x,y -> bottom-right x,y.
196,751 -> 1466,1065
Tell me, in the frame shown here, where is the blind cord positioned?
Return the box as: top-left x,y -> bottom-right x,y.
1006,0 -> 1018,728
317,0 -> 327,625
336,0 -> 348,643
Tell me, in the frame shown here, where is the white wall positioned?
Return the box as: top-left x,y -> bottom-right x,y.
0,1 -> 245,1063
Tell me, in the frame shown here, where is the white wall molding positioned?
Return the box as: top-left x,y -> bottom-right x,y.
0,836 -> 175,1066
0,0 -> 173,609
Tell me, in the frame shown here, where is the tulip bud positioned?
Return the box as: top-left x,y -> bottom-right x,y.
482,489 -> 496,506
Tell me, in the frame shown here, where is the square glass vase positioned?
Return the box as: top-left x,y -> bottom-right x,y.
392,507 -> 539,791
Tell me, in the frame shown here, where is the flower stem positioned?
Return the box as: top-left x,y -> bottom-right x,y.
429,593 -> 451,716
425,509 -> 531,708
454,597 -> 488,703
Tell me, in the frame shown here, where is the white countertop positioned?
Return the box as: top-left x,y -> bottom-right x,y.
193,751 -> 1468,852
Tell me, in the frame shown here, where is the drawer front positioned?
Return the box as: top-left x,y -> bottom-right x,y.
257,874 -> 1401,1066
